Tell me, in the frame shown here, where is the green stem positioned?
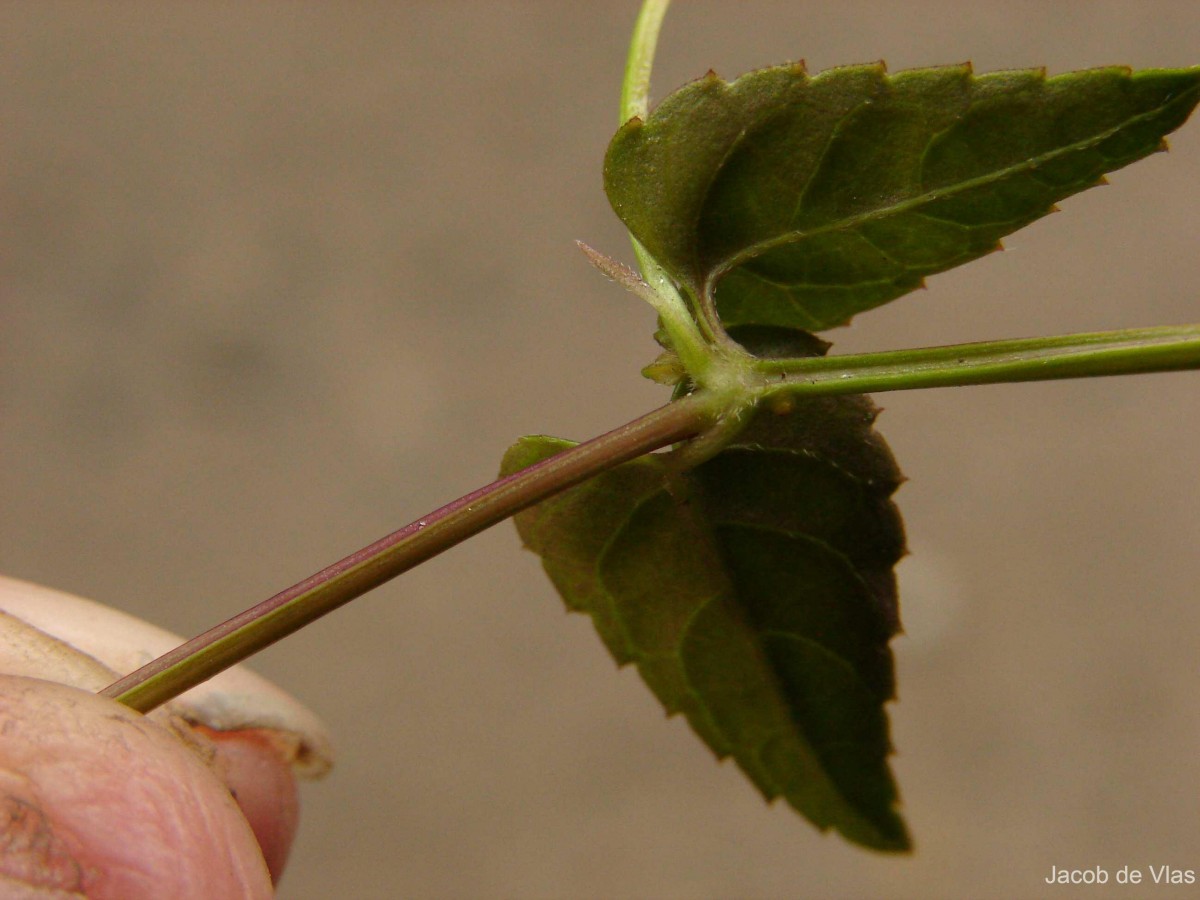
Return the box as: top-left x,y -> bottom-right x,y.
101,318 -> 1200,712
755,324 -> 1200,397
102,393 -> 713,713
616,1 -> 729,374
620,0 -> 670,124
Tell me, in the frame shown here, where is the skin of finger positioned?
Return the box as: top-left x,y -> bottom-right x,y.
197,725 -> 301,885
0,676 -> 273,900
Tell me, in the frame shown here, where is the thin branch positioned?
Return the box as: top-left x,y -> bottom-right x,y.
102,393 -> 712,713
755,323 -> 1200,396
620,0 -> 671,124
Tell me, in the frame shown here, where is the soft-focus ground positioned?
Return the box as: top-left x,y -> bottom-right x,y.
3,4 -> 1198,898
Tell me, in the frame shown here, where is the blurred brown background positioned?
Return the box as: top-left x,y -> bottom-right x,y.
2,3 -> 1198,898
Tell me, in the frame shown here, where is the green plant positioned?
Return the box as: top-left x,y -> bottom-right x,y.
81,0 -> 1200,856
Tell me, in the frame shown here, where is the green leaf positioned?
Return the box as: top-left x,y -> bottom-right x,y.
500,331 -> 909,850
604,62 -> 1200,332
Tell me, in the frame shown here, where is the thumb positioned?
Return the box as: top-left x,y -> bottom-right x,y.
0,675 -> 274,899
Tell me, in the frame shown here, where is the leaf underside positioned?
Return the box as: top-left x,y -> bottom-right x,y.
508,58 -> 1200,853
605,62 -> 1200,332
501,331 -> 909,851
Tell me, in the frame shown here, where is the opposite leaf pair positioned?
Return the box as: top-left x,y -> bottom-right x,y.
505,60 -> 1200,850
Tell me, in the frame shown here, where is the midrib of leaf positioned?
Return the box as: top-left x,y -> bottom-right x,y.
704,83 -> 1199,288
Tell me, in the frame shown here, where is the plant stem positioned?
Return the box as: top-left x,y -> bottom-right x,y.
616,0 -> 723,371
620,0 -> 670,124
102,393 -> 713,713
101,320 -> 1200,712
755,324 -> 1200,398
